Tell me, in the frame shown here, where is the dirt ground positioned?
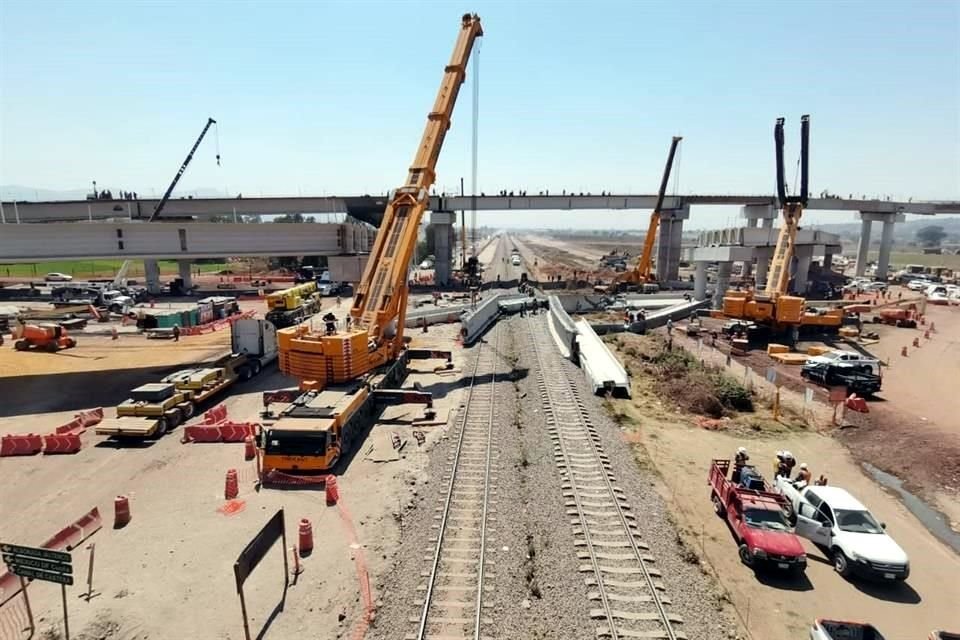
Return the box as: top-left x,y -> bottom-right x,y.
604,336 -> 960,639
0,325 -> 468,640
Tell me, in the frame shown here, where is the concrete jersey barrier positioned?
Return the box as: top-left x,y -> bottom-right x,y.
547,295 -> 579,360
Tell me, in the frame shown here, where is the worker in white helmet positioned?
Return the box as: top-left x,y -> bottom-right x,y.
796,462 -> 812,485
773,450 -> 785,478
783,451 -> 797,477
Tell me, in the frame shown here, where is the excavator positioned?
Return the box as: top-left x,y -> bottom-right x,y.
722,116 -> 844,341
598,136 -> 682,294
258,14 -> 483,479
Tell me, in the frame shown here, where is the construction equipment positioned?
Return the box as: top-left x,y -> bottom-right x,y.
619,136 -> 683,290
261,14 -> 480,477
722,116 -> 843,339
264,282 -> 321,328
96,319 -> 278,439
149,117 -> 220,222
11,321 -> 76,352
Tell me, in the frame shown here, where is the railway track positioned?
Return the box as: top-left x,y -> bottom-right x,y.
409,322 -> 504,640
527,317 -> 685,640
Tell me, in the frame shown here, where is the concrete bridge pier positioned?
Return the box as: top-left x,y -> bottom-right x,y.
754,247 -> 773,289
712,262 -> 732,309
857,212 -> 905,279
144,259 -> 162,295
793,245 -> 814,295
693,261 -> 708,300
656,205 -> 689,285
742,203 -> 777,229
178,260 -> 193,290
430,210 -> 455,286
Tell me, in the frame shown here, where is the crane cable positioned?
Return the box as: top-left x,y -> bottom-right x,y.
215,121 -> 222,166
470,38 -> 481,253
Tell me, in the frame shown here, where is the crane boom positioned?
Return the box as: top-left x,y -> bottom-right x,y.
149,117 -> 219,222
277,14 -> 483,386
620,136 -> 682,286
764,115 -> 809,298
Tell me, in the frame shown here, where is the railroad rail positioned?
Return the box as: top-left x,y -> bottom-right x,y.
527,317 -> 684,640
410,322 -> 503,640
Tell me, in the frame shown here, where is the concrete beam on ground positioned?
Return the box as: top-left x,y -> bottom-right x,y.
0,222 -> 355,262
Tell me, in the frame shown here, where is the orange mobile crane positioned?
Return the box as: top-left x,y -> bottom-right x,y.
599,136 -> 682,294
723,116 -> 843,340
258,14 -> 482,478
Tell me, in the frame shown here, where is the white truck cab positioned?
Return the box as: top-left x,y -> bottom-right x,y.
777,481 -> 909,581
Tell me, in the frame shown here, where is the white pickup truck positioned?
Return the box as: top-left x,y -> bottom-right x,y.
776,479 -> 910,581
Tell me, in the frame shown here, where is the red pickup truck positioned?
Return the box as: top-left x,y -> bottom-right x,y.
709,459 -> 807,573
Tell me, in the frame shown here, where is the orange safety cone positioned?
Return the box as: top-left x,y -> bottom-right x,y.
912,337 -> 920,348
298,519 -> 314,556
325,476 -> 340,506
901,346 -> 908,357
243,436 -> 256,461
225,469 -> 239,500
114,495 -> 131,528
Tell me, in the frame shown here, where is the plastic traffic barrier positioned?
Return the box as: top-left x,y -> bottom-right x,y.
182,421 -> 257,443
42,433 -> 82,454
0,434 -> 43,457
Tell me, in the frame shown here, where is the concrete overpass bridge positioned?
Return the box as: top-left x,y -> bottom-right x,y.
2,193 -> 958,286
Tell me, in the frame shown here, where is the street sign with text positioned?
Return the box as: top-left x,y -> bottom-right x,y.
1,543 -> 73,586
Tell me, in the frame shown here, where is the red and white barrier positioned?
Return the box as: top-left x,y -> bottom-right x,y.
0,434 -> 43,457
42,433 -> 83,454
182,421 -> 258,443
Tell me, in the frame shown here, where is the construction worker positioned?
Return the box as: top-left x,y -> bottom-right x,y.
783,451 -> 797,477
322,311 -> 337,335
172,325 -> 180,342
732,446 -> 749,483
796,462 -> 812,485
666,318 -> 674,336
773,450 -> 785,478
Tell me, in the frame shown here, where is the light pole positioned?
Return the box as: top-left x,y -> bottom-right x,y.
92,180 -> 97,198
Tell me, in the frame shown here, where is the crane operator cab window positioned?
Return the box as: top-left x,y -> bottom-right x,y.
264,430 -> 328,458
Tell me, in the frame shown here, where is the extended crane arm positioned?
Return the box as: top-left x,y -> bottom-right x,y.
351,14 -> 483,340
149,117 -> 219,222
765,115 -> 810,297
629,136 -> 682,284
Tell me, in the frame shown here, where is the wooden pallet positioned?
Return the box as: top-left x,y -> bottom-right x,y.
770,352 -> 809,365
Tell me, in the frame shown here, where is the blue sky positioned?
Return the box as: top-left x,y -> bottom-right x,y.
1,0 -> 958,229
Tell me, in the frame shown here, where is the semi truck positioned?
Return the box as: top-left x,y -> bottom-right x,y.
708,459 -> 807,573
96,319 -> 278,439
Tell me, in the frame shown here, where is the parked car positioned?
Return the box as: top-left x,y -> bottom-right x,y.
804,350 -> 879,373
776,480 -> 909,581
809,619 -> 886,640
860,281 -> 888,292
44,272 -> 73,282
907,278 -> 933,291
801,361 -> 882,396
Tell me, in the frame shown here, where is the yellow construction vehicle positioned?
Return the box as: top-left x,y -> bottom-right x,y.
722,116 -> 843,340
259,14 -> 481,478
264,281 -> 321,328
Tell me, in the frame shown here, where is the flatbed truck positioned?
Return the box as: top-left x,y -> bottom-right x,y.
96,320 -> 278,439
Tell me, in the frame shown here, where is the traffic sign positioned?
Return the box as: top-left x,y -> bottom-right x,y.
0,544 -> 70,563
3,554 -> 73,575
7,566 -> 74,586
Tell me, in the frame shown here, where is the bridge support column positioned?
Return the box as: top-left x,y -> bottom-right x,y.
430,210 -> 455,287
178,260 -> 193,290
858,212 -> 905,280
855,218 -> 872,277
742,203 -> 777,229
712,262 -> 731,309
693,261 -> 708,301
143,259 -> 162,295
656,206 -> 689,286
793,246 -> 814,295
754,247 -> 772,289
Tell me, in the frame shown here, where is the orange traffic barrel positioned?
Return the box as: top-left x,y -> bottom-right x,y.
243,436 -> 256,461
298,519 -> 313,556
325,476 -> 340,506
114,495 -> 131,528
225,469 -> 239,500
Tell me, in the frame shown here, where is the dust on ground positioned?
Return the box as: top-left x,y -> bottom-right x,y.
604,333 -> 960,639
0,324 -> 468,640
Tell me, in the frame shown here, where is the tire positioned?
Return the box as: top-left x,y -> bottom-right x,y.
45,341 -> 58,352
711,493 -> 724,517
179,402 -> 195,420
65,338 -> 76,348
153,417 -> 168,438
833,549 -> 852,577
14,340 -> 28,351
238,366 -> 251,381
738,544 -> 753,567
166,409 -> 182,429
252,361 -> 262,376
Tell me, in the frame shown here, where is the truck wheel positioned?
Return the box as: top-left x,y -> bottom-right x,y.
832,549 -> 852,577
45,341 -> 59,352
738,544 -> 753,567
154,418 -> 168,438
179,402 -> 195,420
65,338 -> 77,348
238,366 -> 251,381
252,361 -> 262,376
711,493 -> 724,517
167,409 -> 182,429
14,340 -> 28,351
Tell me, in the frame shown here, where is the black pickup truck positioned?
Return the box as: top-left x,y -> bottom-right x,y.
800,362 -> 882,396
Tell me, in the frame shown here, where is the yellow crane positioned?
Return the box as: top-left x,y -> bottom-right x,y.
259,14 -> 483,477
599,136 -> 682,293
723,116 -> 843,338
